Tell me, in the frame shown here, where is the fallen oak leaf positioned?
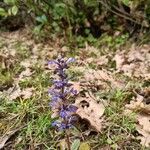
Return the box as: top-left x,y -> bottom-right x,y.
75,93 -> 105,132
84,69 -> 125,90
70,82 -> 81,93
125,94 -> 150,114
125,93 -> 150,147
5,85 -> 34,100
136,123 -> 150,148
6,85 -> 21,100
113,53 -> 125,71
18,68 -> 33,81
137,113 -> 150,133
21,87 -> 34,99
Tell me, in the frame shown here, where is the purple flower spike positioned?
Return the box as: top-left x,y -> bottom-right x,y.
59,123 -> 72,130
48,57 -> 78,130
52,121 -> 60,127
66,58 -> 75,64
70,88 -> 78,95
48,60 -> 58,65
68,105 -> 78,112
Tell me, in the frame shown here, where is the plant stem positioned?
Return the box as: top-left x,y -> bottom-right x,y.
65,130 -> 71,150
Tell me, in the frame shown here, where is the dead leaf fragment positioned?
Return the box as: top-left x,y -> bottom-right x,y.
18,68 -> 33,80
125,92 -> 150,147
21,87 -> 34,99
136,115 -> 150,148
5,85 -> 34,100
125,94 -> 150,114
75,93 -> 105,132
137,114 -> 150,133
113,53 -> 124,70
70,82 -> 81,93
84,69 -> 125,90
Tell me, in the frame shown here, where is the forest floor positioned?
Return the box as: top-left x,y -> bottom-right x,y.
0,29 -> 150,150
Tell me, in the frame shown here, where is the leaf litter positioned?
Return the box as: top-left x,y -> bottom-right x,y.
114,44 -> 150,79
125,89 -> 150,147
0,29 -> 150,149
75,92 -> 105,132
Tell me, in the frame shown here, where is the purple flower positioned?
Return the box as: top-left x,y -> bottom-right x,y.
51,95 -> 60,101
70,88 -> 78,95
48,60 -> 58,65
52,121 -> 72,130
66,58 -> 75,64
49,99 -> 62,109
53,80 -> 72,89
59,123 -> 72,130
48,57 -> 78,130
68,105 -> 78,112
59,105 -> 77,119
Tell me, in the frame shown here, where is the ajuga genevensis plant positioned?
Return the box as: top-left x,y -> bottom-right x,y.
48,57 -> 78,150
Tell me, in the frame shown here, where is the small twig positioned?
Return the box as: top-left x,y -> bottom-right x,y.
98,0 -> 149,28
65,130 -> 71,150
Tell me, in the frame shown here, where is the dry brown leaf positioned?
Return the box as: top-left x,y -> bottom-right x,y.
137,114 -> 150,132
136,127 -> 150,148
20,59 -> 32,68
125,94 -> 150,114
125,94 -> 144,110
75,93 -> 105,132
7,86 -> 21,100
136,113 -> 150,147
114,44 -> 150,79
84,69 -> 124,90
18,68 -> 33,80
21,87 -> 34,99
125,93 -> 150,147
84,69 -> 110,81
113,53 -> 125,70
5,85 -> 34,100
70,82 -> 81,93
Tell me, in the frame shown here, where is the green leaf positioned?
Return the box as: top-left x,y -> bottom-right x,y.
79,142 -> 90,150
122,0 -> 129,6
71,139 -> 80,150
0,8 -> 7,16
11,5 -> 18,15
4,0 -> 16,4
8,8 -> 12,15
84,0 -> 88,4
107,138 -> 112,144
36,15 -> 47,24
33,24 -> 43,34
55,3 -> 66,8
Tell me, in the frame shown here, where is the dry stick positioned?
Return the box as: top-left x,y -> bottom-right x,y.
65,130 -> 71,150
98,0 -> 149,28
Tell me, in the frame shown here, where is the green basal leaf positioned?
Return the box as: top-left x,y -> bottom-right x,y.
0,8 -> 7,16
122,0 -> 129,6
4,0 -> 16,5
71,139 -> 80,150
11,5 -> 18,15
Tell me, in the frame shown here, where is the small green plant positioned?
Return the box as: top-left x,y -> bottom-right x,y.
0,0 -> 19,17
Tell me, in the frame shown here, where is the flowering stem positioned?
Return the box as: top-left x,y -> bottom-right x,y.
49,57 -> 78,145
65,130 -> 71,150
